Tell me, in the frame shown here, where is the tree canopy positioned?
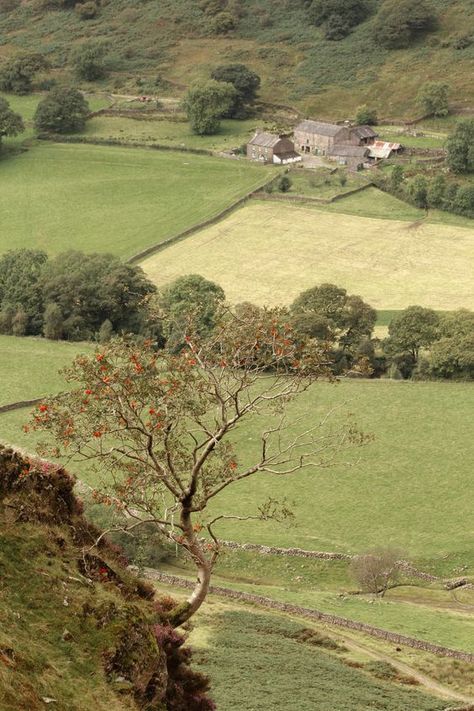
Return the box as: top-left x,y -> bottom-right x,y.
386,306 -> 440,362
34,87 -> 90,134
210,64 -> 261,118
309,0 -> 370,39
183,80 -> 237,135
373,0 -> 436,49
0,53 -> 49,94
159,274 -> 225,353
72,41 -> 108,81
31,315 -> 363,625
290,283 -> 376,353
0,97 -> 24,147
0,249 -> 156,340
446,119 -> 474,174
417,81 -> 449,118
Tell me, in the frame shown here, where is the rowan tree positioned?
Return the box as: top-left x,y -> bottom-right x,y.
31,308 -> 367,626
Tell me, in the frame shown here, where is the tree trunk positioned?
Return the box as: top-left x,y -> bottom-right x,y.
167,509 -> 212,627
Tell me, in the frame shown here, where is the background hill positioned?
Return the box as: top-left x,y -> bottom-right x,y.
0,0 -> 473,118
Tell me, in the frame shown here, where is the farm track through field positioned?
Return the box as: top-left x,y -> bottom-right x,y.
150,571 -> 474,706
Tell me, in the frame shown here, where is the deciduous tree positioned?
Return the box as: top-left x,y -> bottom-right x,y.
159,274 -> 225,353
34,87 -> 90,134
210,64 -> 260,118
31,313 -> 366,625
0,97 -> 24,148
350,548 -> 402,597
417,81 -> 449,118
183,80 -> 237,135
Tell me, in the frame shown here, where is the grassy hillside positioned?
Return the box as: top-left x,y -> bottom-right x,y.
0,143 -> 270,258
0,445 -> 214,711
142,193 -> 474,310
0,1 -> 473,118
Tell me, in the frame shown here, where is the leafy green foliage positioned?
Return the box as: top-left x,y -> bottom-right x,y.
405,175 -> 428,209
72,41 -> 108,81
210,64 -> 260,118
0,53 -> 49,95
159,274 -> 225,352
291,283 -> 376,355
277,175 -> 292,193
0,96 -> 24,146
308,0 -> 370,40
384,306 -> 440,377
0,250 -> 47,334
417,81 -> 449,118
373,0 -> 436,49
183,80 -> 237,135
355,105 -> 378,125
0,249 -> 156,341
34,87 -> 90,134
446,118 -> 474,174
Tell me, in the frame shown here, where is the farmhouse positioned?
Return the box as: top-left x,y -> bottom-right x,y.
294,120 -> 351,156
247,131 -> 301,164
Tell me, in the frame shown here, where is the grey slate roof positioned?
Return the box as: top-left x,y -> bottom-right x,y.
248,131 -> 282,148
350,125 -> 378,140
295,120 -> 343,137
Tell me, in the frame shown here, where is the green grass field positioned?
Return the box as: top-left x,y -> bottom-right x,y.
0,93 -> 111,149
141,193 -> 474,310
80,115 -> 264,152
0,336 -> 93,406
0,142 -> 271,258
1,360 -> 473,565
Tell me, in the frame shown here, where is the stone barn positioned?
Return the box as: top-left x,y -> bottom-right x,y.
328,145 -> 370,171
247,132 -> 301,164
349,125 -> 378,146
294,120 -> 351,156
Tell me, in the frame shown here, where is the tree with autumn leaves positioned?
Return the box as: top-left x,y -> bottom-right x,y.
30,306 -> 367,626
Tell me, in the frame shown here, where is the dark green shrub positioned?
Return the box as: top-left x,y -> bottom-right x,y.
34,87 -> 90,134
373,0 -> 436,49
277,175 -> 292,192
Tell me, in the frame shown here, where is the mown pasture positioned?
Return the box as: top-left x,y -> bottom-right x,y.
0,93 -> 111,148
0,335 -> 93,406
0,143 -> 270,258
80,115 -> 264,152
0,339 -> 472,565
142,193 -> 474,310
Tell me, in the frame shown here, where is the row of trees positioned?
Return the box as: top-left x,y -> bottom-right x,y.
0,250 -> 156,341
383,166 -> 474,217
1,250 -> 472,380
0,88 -> 91,150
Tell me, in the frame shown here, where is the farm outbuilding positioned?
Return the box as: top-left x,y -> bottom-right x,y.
349,125 -> 378,145
247,132 -> 301,164
328,145 -> 370,170
368,140 -> 402,162
294,120 -> 351,156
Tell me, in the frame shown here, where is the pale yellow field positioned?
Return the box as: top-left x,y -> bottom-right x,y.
141,201 -> 474,310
